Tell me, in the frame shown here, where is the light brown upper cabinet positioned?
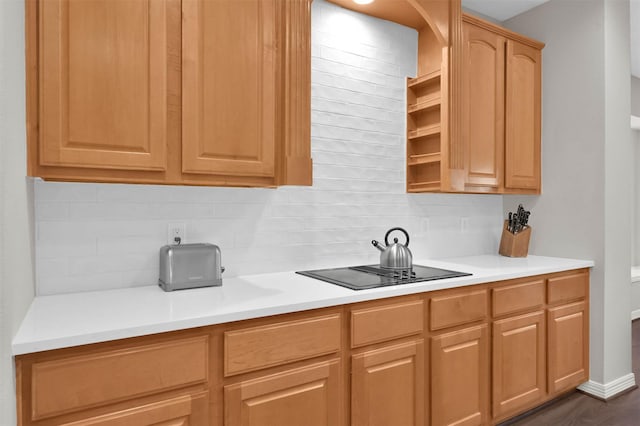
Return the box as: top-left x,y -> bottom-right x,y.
27,0 -> 312,187
36,0 -> 169,172
327,1 -> 543,194
505,39 -> 542,191
182,0 -> 276,178
462,20 -> 505,189
462,14 -> 543,194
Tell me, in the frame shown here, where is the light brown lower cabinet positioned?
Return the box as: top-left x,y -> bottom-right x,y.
224,359 -> 342,426
431,325 -> 490,426
492,311 -> 546,422
15,269 -> 590,426
351,340 -> 425,426
548,301 -> 589,395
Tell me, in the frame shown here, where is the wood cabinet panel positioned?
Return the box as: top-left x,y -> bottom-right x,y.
504,39 -> 541,190
462,21 -> 505,188
431,325 -> 489,426
224,359 -> 342,426
548,271 -> 588,305
61,392 -> 208,426
459,14 -> 543,194
351,299 -> 424,348
182,0 -> 276,177
430,289 -> 487,331
492,311 -> 545,421
224,314 -> 341,376
39,0 -> 168,171
28,0 -> 311,187
351,340 -> 425,426
548,301 -> 589,394
31,336 -> 208,420
492,279 -> 545,317
279,0 -> 313,185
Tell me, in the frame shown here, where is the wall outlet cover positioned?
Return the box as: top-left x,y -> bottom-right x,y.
167,223 -> 186,245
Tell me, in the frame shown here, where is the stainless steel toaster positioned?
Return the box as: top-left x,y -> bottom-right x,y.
158,243 -> 224,291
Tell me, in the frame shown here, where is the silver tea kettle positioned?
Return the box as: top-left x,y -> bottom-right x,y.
372,227 -> 413,270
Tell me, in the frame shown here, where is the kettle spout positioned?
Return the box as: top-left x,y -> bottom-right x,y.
371,240 -> 385,252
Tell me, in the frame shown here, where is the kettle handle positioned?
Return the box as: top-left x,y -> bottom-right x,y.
384,227 -> 409,247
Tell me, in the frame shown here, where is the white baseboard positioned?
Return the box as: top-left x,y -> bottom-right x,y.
632,309 -> 640,321
578,373 -> 637,399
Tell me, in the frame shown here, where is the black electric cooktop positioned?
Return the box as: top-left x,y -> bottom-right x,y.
296,264 -> 471,290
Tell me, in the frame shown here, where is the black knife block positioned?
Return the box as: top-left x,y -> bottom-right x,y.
499,220 -> 531,257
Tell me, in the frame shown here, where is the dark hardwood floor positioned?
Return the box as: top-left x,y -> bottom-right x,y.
503,320 -> 640,426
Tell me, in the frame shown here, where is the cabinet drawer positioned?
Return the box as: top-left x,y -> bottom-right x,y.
31,336 -> 209,420
548,272 -> 588,305
492,280 -> 545,317
351,299 -> 424,348
430,289 -> 487,331
225,314 -> 341,376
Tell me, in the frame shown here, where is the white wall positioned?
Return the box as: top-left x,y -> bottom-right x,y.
631,131 -> 640,320
32,0 -> 504,296
0,0 -> 36,424
634,129 -> 638,266
632,76 -> 640,116
633,128 -> 640,317
505,0 -> 634,394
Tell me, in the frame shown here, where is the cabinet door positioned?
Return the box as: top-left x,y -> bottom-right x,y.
548,301 -> 589,394
182,0 -> 276,178
225,360 -> 342,426
504,39 -> 541,191
462,22 -> 505,189
431,325 -> 489,426
61,392 -> 209,426
352,340 -> 424,426
39,0 -> 168,171
493,311 -> 545,421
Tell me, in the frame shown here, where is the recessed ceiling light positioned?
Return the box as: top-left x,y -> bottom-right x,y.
353,0 -> 374,4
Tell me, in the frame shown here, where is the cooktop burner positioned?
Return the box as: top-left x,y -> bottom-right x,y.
296,264 -> 471,290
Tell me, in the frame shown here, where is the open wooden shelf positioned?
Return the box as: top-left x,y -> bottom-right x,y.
408,124 -> 441,140
406,28 -> 445,194
407,70 -> 441,90
408,153 -> 441,166
408,96 -> 441,114
407,181 -> 441,192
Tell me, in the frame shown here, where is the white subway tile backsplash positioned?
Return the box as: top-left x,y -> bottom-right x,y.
37,220 -> 166,241
312,58 -> 389,86
36,181 -> 98,203
312,98 -> 404,123
37,272 -> 124,295
37,258 -> 68,279
68,253 -> 156,276
35,203 -> 69,221
312,111 -> 401,135
312,124 -> 403,145
312,137 -> 400,157
32,0 -> 504,295
312,70 -> 403,100
97,236 -> 165,255
311,85 -> 404,112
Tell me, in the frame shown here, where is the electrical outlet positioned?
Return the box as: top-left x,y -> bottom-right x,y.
167,223 -> 186,245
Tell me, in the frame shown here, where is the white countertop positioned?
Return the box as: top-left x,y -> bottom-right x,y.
12,255 -> 593,355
